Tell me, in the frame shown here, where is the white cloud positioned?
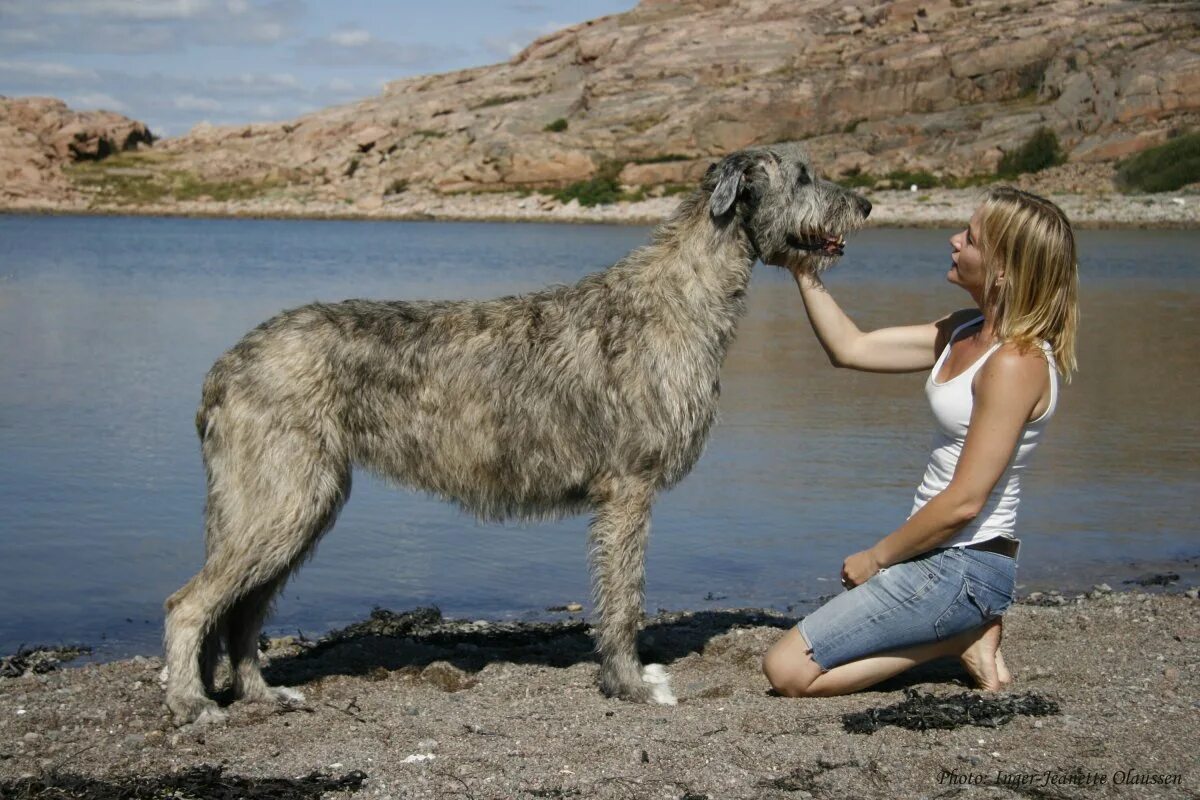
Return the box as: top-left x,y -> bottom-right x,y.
174,94 -> 222,111
0,59 -> 100,81
329,28 -> 371,47
296,33 -> 463,68
39,0 -> 213,21
68,92 -> 129,111
0,0 -> 301,54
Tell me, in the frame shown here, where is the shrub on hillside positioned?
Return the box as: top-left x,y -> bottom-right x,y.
997,128 -> 1064,177
544,118 -> 568,133
553,161 -> 624,206
1115,132 -> 1200,193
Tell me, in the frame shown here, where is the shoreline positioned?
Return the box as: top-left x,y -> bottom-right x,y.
2,585 -> 1196,799
3,187 -> 1198,229
4,552 -> 1196,668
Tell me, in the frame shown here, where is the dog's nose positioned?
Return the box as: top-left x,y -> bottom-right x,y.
856,196 -> 872,218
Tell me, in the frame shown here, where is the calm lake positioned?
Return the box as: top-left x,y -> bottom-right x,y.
1,214 -> 1197,659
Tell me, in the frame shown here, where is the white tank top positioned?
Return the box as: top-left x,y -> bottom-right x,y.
909,314 -> 1058,549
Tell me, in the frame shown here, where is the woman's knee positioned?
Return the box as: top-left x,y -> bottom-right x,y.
762,628 -> 822,698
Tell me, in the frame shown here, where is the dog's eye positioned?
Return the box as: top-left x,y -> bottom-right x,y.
797,166 -> 810,185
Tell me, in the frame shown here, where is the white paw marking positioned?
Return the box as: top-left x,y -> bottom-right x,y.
158,665 -> 170,687
273,686 -> 305,705
641,663 -> 677,706
193,706 -> 228,726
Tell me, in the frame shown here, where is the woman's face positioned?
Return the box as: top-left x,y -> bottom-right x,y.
947,209 -> 991,300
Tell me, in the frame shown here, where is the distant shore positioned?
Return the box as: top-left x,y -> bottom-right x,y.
3,187 -> 1198,229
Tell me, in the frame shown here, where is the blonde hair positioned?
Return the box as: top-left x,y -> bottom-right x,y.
976,186 -> 1079,381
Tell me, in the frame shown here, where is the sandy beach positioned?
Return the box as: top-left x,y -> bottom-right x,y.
2,582 -> 1196,800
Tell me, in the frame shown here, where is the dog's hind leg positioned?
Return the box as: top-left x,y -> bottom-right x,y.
588,478 -> 676,705
165,415 -> 348,725
226,576 -> 300,706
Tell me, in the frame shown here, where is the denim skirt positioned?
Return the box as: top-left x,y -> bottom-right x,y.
798,545 -> 1018,671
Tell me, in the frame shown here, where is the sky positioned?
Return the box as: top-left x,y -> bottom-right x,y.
0,0 -> 636,138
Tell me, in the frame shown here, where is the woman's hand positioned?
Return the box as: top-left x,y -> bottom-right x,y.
841,549 -> 884,588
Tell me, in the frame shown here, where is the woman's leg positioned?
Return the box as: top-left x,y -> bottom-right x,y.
763,617 -> 1005,697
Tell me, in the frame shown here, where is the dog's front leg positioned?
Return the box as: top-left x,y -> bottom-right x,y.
587,478 -> 676,705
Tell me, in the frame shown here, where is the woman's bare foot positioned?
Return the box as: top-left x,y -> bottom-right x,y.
994,617 -> 1013,688
957,619 -> 1003,691
995,649 -> 1013,688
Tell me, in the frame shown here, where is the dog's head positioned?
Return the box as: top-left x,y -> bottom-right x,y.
703,143 -> 871,273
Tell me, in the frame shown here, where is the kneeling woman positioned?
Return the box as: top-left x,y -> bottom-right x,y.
763,187 -> 1079,697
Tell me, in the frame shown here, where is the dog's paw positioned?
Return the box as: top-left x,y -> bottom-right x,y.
158,665 -> 169,687
193,706 -> 229,726
270,686 -> 306,706
641,663 -> 677,706
167,694 -> 225,727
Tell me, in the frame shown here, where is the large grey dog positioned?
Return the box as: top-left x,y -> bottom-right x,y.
163,142 -> 871,725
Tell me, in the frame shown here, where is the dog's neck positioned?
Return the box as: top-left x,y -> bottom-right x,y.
603,190 -> 755,364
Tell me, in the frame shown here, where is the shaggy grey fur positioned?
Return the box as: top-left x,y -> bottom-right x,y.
163,142 -> 871,725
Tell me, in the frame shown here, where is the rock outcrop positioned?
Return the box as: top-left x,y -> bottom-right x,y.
4,0 -> 1198,210
145,0 -> 1197,203
0,97 -> 154,202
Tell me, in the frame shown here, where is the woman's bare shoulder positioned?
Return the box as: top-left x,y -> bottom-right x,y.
933,308 -> 984,356
978,343 -> 1050,394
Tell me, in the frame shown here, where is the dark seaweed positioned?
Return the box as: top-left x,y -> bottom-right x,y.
0,765 -> 367,800
0,646 -> 91,679
843,688 -> 1059,734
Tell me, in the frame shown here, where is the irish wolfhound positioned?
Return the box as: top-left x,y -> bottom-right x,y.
163,142 -> 871,725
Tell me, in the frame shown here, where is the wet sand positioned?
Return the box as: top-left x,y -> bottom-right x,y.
2,585 -> 1196,799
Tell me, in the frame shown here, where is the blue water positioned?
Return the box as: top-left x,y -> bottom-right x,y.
0,214 -> 1197,658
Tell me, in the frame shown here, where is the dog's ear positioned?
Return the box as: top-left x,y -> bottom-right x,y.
707,150 -> 773,218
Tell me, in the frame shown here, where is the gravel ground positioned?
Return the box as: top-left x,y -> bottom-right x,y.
1,586 -> 1196,800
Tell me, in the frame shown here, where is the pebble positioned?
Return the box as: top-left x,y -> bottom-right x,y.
417,738 -> 439,751
122,733 -> 145,748
23,732 -> 40,742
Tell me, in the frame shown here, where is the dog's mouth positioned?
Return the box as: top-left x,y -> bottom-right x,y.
786,231 -> 846,257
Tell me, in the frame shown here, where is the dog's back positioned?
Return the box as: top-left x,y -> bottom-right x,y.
196,269 -> 687,522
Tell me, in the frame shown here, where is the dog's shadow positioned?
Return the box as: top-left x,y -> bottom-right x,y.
261,606 -> 974,693
261,606 -> 797,688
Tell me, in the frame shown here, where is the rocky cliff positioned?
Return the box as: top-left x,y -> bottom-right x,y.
4,0 -> 1198,210
0,97 -> 154,202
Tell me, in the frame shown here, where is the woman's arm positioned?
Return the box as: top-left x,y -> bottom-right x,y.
841,345 -> 1050,584
791,270 -> 972,373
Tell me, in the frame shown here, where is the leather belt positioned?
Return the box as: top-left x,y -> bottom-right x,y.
963,537 -> 1020,558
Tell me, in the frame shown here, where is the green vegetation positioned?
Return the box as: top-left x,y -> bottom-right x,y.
996,127 -> 1064,178
67,159 -> 283,205
843,118 -> 867,134
411,129 -> 446,140
657,184 -> 694,197
836,167 -> 944,189
1115,132 -> 1200,193
344,157 -> 361,178
886,169 -> 939,189
543,118 -> 568,133
552,161 -> 649,206
384,178 -> 409,196
631,153 -> 693,164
